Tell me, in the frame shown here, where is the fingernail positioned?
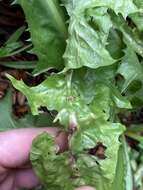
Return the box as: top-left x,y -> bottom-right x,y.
74,186 -> 96,190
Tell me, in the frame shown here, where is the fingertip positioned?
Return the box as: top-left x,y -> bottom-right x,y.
55,131 -> 68,152
74,186 -> 96,190
15,168 -> 40,189
0,128 -> 60,168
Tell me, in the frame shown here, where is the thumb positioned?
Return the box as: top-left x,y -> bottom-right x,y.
74,186 -> 96,190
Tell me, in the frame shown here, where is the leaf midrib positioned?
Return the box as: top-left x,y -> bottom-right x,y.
45,0 -> 67,39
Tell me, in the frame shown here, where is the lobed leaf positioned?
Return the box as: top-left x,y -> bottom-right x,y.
31,119 -> 125,190
7,69 -> 131,127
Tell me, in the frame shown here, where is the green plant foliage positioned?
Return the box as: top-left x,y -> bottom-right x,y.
7,70 -> 131,126
31,119 -> 124,190
130,12 -> 143,32
112,136 -> 133,190
0,26 -> 30,58
117,47 -> 143,92
8,0 -> 143,189
0,90 -> 57,131
0,61 -> 37,69
106,29 -> 125,59
63,0 -> 137,70
14,0 -> 68,76
0,90 -> 33,131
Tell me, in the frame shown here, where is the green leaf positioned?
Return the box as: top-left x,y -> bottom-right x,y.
0,90 -> 33,131
64,0 -> 138,18
117,47 -> 143,92
31,132 -> 73,190
86,7 -> 112,45
0,26 -> 27,58
0,61 -> 36,69
109,11 -> 143,58
7,69 -> 131,127
70,119 -> 125,184
31,119 -> 125,190
63,0 -> 139,70
63,10 -> 115,70
0,90 -> 57,131
133,0 -> 143,9
0,90 -> 18,130
112,136 -> 133,190
15,0 -> 68,75
116,45 -> 143,107
126,132 -> 143,143
106,29 -> 125,59
127,124 -> 143,133
6,26 -> 26,44
130,12 -> 143,32
134,165 -> 143,190
8,73 -> 99,126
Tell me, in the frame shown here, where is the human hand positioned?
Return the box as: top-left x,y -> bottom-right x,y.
0,128 -> 95,190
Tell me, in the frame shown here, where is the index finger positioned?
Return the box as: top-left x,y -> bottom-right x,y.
0,128 -> 68,169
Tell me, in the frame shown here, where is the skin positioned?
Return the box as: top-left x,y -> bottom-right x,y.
0,128 -> 95,190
